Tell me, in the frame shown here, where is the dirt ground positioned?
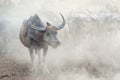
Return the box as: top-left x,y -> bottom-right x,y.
0,54 -> 30,80
0,53 -> 118,80
0,53 -> 62,80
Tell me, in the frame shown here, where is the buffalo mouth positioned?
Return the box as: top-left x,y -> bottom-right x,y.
49,43 -> 60,48
51,45 -> 58,48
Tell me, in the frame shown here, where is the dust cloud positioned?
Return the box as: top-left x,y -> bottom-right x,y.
1,0 -> 120,80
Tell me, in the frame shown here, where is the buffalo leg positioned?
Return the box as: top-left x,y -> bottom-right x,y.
35,49 -> 42,70
28,48 -> 36,72
42,47 -> 49,73
37,49 -> 42,66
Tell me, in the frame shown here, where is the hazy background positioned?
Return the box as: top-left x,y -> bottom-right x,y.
1,0 -> 120,80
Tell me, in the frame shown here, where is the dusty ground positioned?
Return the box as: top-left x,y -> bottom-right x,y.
0,53 -> 68,80
0,54 -> 29,80
0,52 -> 119,80
0,53 -> 64,80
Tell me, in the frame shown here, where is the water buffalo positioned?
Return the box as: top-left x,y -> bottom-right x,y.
19,13 -> 65,72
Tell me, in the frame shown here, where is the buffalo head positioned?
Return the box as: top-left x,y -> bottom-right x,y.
30,13 -> 65,48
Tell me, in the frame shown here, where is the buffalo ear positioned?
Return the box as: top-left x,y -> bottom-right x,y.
46,22 -> 51,26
